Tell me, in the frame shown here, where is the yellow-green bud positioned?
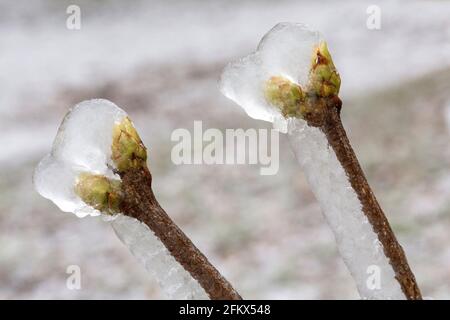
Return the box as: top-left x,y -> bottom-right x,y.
309,41 -> 341,97
111,117 -> 147,172
74,173 -> 122,214
264,76 -> 305,118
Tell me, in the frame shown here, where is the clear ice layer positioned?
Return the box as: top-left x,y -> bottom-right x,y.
111,215 -> 209,299
287,118 -> 404,299
33,99 -> 127,217
219,23 -> 322,126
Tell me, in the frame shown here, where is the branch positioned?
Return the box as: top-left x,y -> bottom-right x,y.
321,97 -> 421,299
119,165 -> 242,300
38,103 -> 243,300
107,116 -> 240,299
219,23 -> 422,299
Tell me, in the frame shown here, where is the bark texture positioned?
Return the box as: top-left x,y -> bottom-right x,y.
119,166 -> 242,300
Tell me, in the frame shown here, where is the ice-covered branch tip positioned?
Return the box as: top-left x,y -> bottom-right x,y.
220,23 -> 341,130
263,40 -> 340,117
220,23 -> 421,299
34,99 -> 241,300
73,116 -> 147,214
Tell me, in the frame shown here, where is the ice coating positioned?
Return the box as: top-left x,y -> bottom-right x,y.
52,99 -> 127,174
33,99 -> 127,217
219,23 -> 322,126
111,215 -> 209,299
287,119 -> 404,299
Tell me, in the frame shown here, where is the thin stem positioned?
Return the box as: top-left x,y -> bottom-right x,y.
119,166 -> 242,300
320,97 -> 421,299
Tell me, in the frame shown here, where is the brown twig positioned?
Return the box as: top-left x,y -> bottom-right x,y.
313,96 -> 422,299
119,165 -> 242,300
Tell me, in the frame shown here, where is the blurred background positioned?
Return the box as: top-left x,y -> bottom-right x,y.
1,0 -> 449,299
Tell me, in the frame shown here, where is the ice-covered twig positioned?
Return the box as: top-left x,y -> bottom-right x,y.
115,157 -> 241,300
34,100 -> 241,300
220,23 -> 421,299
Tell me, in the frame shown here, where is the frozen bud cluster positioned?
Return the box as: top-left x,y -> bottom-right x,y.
220,23 -> 340,130
33,99 -> 144,217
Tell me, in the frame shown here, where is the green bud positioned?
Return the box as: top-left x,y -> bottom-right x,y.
264,76 -> 305,118
111,117 -> 147,172
309,41 -> 341,97
74,173 -> 122,214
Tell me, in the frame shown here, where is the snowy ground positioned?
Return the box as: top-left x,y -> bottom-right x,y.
0,0 -> 449,299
